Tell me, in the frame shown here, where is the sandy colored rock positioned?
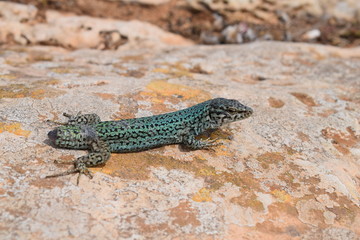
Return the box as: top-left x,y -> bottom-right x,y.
0,4 -> 192,49
185,0 -> 360,21
0,1 -> 37,22
0,41 -> 359,239
0,42 -> 360,239
120,0 -> 171,5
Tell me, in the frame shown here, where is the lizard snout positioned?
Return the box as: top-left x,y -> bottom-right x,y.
48,129 -> 58,142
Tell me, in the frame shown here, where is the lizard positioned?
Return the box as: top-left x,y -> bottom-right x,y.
46,98 -> 253,184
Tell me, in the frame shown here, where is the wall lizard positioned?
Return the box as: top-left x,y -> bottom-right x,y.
46,98 -> 253,184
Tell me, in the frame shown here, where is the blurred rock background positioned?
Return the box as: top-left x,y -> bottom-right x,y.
2,0 -> 360,48
0,1 -> 359,240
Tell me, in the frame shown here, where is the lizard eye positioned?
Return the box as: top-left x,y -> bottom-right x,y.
227,108 -> 238,113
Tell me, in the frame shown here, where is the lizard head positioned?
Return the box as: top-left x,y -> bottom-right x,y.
48,125 -> 97,149
208,98 -> 253,127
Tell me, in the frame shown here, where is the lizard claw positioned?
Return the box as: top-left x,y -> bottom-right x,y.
46,112 -> 82,126
46,119 -> 67,126
205,137 -> 220,145
200,137 -> 222,150
45,168 -> 79,180
63,112 -> 81,119
53,159 -> 74,165
76,167 -> 93,185
46,161 -> 93,185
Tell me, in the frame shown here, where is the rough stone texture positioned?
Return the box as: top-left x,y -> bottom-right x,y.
121,0 -> 172,5
185,0 -> 360,22
0,4 -> 192,49
0,1 -> 37,22
0,41 -> 359,239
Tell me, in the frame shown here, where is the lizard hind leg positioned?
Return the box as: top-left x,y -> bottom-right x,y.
64,112 -> 101,125
46,112 -> 101,126
45,140 -> 111,185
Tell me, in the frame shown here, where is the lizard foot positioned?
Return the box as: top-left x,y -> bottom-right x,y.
46,119 -> 67,126
182,135 -> 222,150
46,112 -> 101,126
45,112 -> 82,126
45,162 -> 93,185
201,138 -> 222,151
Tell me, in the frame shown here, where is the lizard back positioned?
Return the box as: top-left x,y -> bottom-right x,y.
96,100 -> 211,152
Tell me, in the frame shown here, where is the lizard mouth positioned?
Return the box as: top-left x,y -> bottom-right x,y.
242,107 -> 253,118
48,129 -> 58,143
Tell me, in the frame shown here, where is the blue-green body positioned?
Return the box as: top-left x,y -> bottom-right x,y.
97,101 -> 213,152
49,98 -> 252,152
46,98 -> 253,183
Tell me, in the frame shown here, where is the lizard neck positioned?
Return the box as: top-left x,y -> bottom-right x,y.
187,104 -> 215,135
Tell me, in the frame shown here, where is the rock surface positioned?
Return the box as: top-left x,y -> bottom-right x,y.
0,1 -> 37,22
0,41 -> 359,239
0,3 -> 360,237
0,2 -> 192,49
185,0 -> 360,22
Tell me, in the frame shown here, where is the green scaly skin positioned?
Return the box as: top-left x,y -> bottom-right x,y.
46,98 -> 253,184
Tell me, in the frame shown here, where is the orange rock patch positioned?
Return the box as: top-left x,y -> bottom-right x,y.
321,127 -> 359,155
290,92 -> 317,107
268,97 -> 285,108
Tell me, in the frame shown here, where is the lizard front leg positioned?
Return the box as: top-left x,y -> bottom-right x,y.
46,140 -> 111,185
181,135 -> 220,150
